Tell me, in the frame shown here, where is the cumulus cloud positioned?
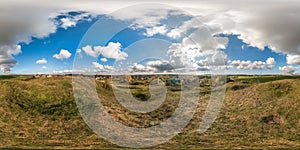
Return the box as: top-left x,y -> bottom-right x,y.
167,31 -> 228,70
166,17 -> 202,39
53,69 -> 83,74
113,5 -> 171,37
81,42 -> 128,61
60,18 -> 76,29
92,62 -> 113,71
42,66 -> 47,69
128,60 -> 175,73
164,14 -> 229,71
188,4 -> 300,65
266,57 -> 276,66
53,49 -> 72,60
53,68 -> 95,74
0,3 -> 54,72
2,0 -> 300,73
54,11 -> 94,29
158,2 -> 300,63
143,25 -> 168,37
81,45 -> 96,57
121,1 -> 300,69
100,58 -> 108,62
286,55 -> 300,65
0,1 -> 96,72
0,3 -> 57,46
230,57 -> 276,70
36,58 -> 47,64
197,51 -> 228,67
238,60 -> 264,70
266,57 -> 276,69
113,2 -> 300,71
146,60 -> 174,72
129,63 -> 156,73
0,45 -> 21,72
94,42 -> 127,61
279,66 -> 297,74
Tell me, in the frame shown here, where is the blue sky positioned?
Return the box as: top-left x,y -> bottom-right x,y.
9,14 -> 296,75
1,1 -> 300,75
9,14 -> 291,75
13,14 -> 99,74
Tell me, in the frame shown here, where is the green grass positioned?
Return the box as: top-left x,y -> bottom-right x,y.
235,75 -> 300,83
0,75 -> 16,80
0,76 -> 299,149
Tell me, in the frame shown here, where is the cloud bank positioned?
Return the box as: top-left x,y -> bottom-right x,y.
279,66 -> 297,74
1,0 -> 300,73
230,57 -> 276,70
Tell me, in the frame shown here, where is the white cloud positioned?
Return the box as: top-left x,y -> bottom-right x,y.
146,60 -> 173,72
0,45 -> 21,72
94,42 -> 127,61
81,42 -> 128,61
110,2 -> 300,70
231,60 -> 265,70
57,12 -> 93,29
92,62 -> 104,70
76,49 -> 82,53
53,49 -> 72,60
53,68 -> 92,74
42,66 -> 47,69
100,58 -> 108,62
167,28 -> 228,70
266,57 -> 276,69
129,63 -> 156,73
143,25 -> 168,37
190,5 -> 300,60
279,66 -> 297,74
129,2 -> 300,69
92,62 -> 113,71
76,49 -> 82,58
60,18 -> 76,29
266,57 -> 276,66
230,57 -> 276,70
166,29 -> 182,39
2,0 -> 300,72
128,60 -> 177,73
82,45 -> 97,57
0,2 -> 57,72
36,58 -> 47,64
164,14 -> 230,71
286,55 -> 300,65
197,51 -> 228,67
166,17 -> 202,39
0,1 -> 96,72
114,5 -> 171,37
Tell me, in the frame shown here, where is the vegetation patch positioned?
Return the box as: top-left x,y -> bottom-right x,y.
235,75 -> 300,83
0,76 -> 16,80
267,82 -> 292,97
261,114 -> 282,125
231,84 -> 250,91
132,92 -> 151,101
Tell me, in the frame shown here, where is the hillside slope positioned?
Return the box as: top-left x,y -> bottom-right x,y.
0,76 -> 299,149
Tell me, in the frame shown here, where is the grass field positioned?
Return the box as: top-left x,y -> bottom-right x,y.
0,75 -> 299,149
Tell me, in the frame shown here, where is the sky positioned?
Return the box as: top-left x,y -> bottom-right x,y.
0,0 -> 300,75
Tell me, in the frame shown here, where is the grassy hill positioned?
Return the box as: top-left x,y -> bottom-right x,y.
0,75 -> 299,149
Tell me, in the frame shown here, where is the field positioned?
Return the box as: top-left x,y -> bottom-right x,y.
0,75 -> 299,149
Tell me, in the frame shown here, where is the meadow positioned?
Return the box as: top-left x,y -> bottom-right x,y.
0,75 -> 299,149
